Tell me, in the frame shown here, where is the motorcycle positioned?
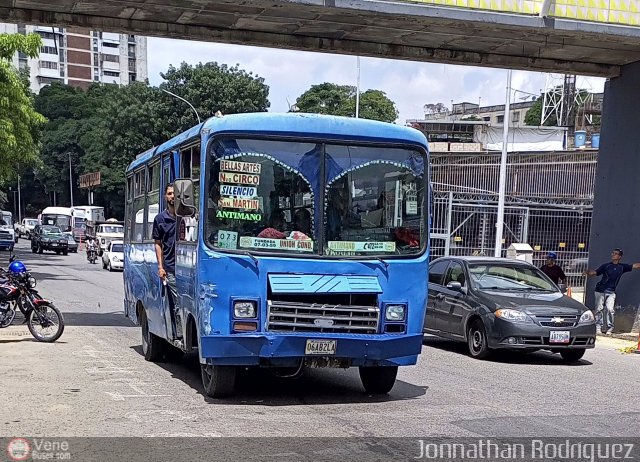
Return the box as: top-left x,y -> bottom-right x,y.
0,257 -> 65,342
87,241 -> 98,264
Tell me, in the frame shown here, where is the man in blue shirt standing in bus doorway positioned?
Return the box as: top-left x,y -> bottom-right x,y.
153,183 -> 182,340
584,248 -> 640,334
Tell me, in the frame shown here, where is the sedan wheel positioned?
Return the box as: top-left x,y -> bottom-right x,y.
560,349 -> 586,363
468,319 -> 491,359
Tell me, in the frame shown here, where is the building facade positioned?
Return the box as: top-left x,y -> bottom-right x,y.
1,23 -> 147,93
424,101 -> 537,128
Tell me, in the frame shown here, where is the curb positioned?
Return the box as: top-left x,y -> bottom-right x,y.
596,332 -> 639,341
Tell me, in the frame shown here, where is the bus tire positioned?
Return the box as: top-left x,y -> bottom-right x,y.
359,365 -> 398,394
201,364 -> 236,398
141,310 -> 165,362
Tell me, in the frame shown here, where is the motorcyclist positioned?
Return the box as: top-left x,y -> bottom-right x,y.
86,237 -> 97,262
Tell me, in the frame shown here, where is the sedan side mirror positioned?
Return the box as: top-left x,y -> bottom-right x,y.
558,283 -> 568,294
446,281 -> 464,292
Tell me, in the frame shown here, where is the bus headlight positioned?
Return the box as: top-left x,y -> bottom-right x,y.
385,304 -> 406,321
234,301 -> 256,318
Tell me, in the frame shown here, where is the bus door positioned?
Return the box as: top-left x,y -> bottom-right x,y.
174,144 -> 200,340
158,153 -> 177,339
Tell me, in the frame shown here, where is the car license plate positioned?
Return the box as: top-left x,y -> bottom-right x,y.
549,330 -> 570,344
305,339 -> 336,355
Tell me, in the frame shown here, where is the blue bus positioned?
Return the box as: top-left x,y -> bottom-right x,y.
124,113 -> 430,397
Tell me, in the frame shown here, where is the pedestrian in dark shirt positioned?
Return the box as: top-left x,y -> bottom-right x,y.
583,248 -> 640,334
152,183 -> 182,339
540,252 -> 566,286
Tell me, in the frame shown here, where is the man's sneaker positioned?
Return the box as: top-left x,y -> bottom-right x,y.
606,330 -> 613,335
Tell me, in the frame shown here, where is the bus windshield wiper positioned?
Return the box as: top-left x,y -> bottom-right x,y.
234,250 -> 258,266
375,257 -> 389,270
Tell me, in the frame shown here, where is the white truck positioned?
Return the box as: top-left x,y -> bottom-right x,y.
17,218 -> 39,239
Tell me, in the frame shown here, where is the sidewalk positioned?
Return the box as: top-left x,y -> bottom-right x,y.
597,331 -> 639,342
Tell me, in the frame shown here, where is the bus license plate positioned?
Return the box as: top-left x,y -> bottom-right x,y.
305,339 -> 336,355
549,331 -> 570,343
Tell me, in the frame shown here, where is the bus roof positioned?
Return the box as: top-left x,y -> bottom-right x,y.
126,113 -> 428,172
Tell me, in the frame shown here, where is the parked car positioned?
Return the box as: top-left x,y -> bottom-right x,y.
31,225 -> 69,255
424,256 -> 596,362
101,240 -> 124,271
65,234 -> 78,253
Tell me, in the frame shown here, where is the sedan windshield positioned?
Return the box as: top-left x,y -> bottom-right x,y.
468,263 -> 557,291
42,227 -> 62,236
111,244 -> 124,253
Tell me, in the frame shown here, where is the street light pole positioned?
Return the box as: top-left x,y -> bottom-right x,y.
355,56 -> 361,119
69,152 -> 74,207
495,69 -> 512,257
161,89 -> 201,124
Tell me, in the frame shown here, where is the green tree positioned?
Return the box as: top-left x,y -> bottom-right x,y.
0,33 -> 45,181
34,83 -> 94,208
524,97 -> 550,126
81,82 -> 166,218
159,62 -> 270,135
295,83 -> 398,122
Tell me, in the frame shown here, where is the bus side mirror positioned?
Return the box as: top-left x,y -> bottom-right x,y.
174,179 -> 197,217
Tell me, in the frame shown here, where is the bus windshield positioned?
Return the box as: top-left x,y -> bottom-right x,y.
41,214 -> 71,232
205,138 -> 426,257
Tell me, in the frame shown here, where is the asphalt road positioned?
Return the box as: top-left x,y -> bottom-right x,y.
1,240 -> 639,438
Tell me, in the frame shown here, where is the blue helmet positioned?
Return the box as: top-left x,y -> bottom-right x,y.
8,261 -> 27,274
547,252 -> 558,260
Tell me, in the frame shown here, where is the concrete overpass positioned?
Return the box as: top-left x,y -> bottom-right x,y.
3,0 -> 640,318
2,0 -> 640,78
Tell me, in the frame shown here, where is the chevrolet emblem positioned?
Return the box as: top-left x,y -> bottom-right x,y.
551,317 -> 564,323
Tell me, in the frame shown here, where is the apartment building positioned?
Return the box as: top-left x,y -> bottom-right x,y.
1,23 -> 147,93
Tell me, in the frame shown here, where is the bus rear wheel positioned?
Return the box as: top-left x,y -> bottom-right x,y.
141,310 -> 165,362
201,364 -> 236,398
359,365 -> 398,394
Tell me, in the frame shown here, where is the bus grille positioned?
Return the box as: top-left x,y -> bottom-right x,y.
267,300 -> 380,334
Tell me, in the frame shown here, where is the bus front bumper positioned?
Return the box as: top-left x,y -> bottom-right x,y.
199,333 -> 424,367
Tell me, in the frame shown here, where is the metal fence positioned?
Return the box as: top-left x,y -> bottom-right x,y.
429,150 -> 597,292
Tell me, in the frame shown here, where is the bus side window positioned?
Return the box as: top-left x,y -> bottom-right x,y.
146,161 -> 160,239
125,175 -> 133,243
133,169 -> 145,242
191,144 -> 201,210
180,143 -> 200,209
161,153 -> 172,210
178,144 -> 200,243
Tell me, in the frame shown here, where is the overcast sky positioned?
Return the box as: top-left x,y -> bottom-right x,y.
147,37 -> 606,124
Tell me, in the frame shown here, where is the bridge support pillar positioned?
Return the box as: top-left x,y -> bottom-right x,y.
586,61 -> 640,323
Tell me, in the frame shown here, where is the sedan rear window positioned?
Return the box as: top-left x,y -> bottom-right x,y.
468,263 -> 557,291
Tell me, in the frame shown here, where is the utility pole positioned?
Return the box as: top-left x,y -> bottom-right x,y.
17,174 -> 21,223
495,69 -> 512,257
69,152 -> 74,207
